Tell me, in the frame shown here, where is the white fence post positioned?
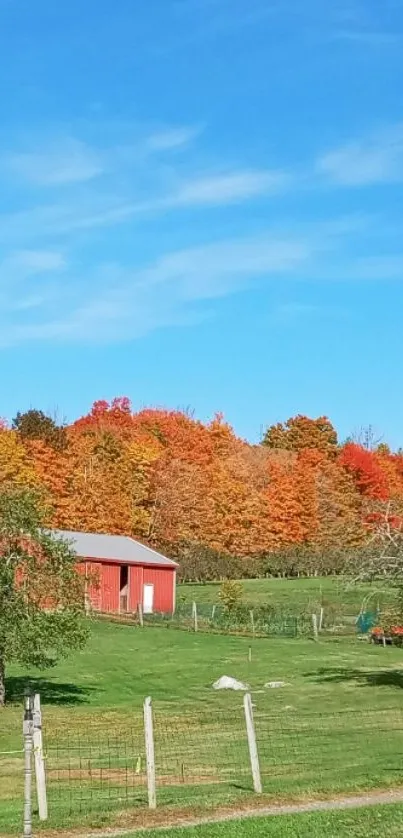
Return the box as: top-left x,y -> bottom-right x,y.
319,607 -> 324,632
250,610 -> 255,636
144,696 -> 157,809
138,603 -> 144,627
312,613 -> 319,641
33,694 -> 48,821
23,692 -> 34,838
243,693 -> 262,794
192,602 -> 198,633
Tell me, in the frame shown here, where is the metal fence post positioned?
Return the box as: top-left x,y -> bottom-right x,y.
144,696 -> 157,809
23,690 -> 34,838
33,694 -> 48,820
243,693 -> 262,794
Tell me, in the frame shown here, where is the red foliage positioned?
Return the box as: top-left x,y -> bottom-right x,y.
72,397 -> 134,437
5,402 -> 403,565
339,443 -> 389,500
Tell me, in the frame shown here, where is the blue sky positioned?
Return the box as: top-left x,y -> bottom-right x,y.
1,0 -> 403,445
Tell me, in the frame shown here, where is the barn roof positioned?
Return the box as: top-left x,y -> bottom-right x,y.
50,529 -> 178,568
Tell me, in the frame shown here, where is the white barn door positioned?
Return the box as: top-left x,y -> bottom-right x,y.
143,583 -> 154,614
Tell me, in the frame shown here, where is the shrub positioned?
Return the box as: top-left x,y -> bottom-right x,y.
218,580 -> 243,612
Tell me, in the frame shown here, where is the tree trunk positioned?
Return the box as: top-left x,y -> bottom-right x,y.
0,657 -> 5,706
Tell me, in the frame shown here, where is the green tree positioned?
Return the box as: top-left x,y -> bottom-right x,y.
13,409 -> 67,451
0,486 -> 88,705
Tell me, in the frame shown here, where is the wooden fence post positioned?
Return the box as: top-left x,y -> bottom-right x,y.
312,613 -> 319,641
243,693 -> 262,794
192,602 -> 198,633
144,697 -> 156,809
250,610 -> 255,636
211,605 -> 216,621
138,603 -> 144,627
319,607 -> 324,632
33,694 -> 48,821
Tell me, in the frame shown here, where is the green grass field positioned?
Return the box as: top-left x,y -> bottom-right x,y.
179,577 -> 394,616
125,804 -> 403,837
2,606 -> 403,835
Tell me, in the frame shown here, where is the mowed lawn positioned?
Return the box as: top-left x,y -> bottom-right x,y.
2,619 -> 403,833
179,577 -> 394,616
126,804 -> 403,838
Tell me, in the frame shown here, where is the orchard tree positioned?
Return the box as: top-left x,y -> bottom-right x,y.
0,486 -> 89,705
348,502 -> 403,583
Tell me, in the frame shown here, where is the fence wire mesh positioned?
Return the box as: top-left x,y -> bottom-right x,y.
106,604 -> 302,638
42,719 -> 146,817
2,702 -> 403,829
103,599 -> 370,639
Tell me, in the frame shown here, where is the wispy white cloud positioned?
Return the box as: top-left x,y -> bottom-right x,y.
0,229 -> 318,346
0,249 -> 66,316
6,139 -> 104,187
317,124 -> 403,186
171,169 -> 288,205
11,250 -> 66,272
2,123 -> 201,192
0,249 -> 65,281
1,212 -> 401,348
136,232 -> 314,300
0,164 -> 290,244
0,217 -> 369,347
146,126 -> 201,151
168,0 -> 401,52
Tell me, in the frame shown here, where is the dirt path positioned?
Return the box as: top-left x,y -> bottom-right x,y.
57,787 -> 403,838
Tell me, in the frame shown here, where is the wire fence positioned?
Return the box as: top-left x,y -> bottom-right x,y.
3,700 -> 403,832
103,601 -> 365,639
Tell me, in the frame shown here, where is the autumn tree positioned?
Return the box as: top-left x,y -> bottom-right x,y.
13,409 -> 67,451
339,443 -> 389,500
263,415 -> 338,455
0,487 -> 88,705
22,439 -> 73,527
3,400 -> 403,582
0,429 -> 36,486
148,456 -> 209,546
264,459 -> 306,550
346,425 -> 383,451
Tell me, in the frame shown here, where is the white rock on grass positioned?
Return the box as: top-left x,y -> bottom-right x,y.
212,676 -> 249,691
264,681 -> 288,689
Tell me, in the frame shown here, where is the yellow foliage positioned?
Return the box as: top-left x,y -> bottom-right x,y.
0,430 -> 37,486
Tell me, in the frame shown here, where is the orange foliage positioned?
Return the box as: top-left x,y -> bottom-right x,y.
2,399 -> 403,573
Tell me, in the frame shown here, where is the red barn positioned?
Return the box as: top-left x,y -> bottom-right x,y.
53,529 -> 178,615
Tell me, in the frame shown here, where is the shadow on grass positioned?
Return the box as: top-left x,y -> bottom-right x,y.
305,667 -> 403,689
5,676 -> 96,705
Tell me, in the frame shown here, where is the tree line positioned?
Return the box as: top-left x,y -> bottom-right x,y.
1,400 -> 403,579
